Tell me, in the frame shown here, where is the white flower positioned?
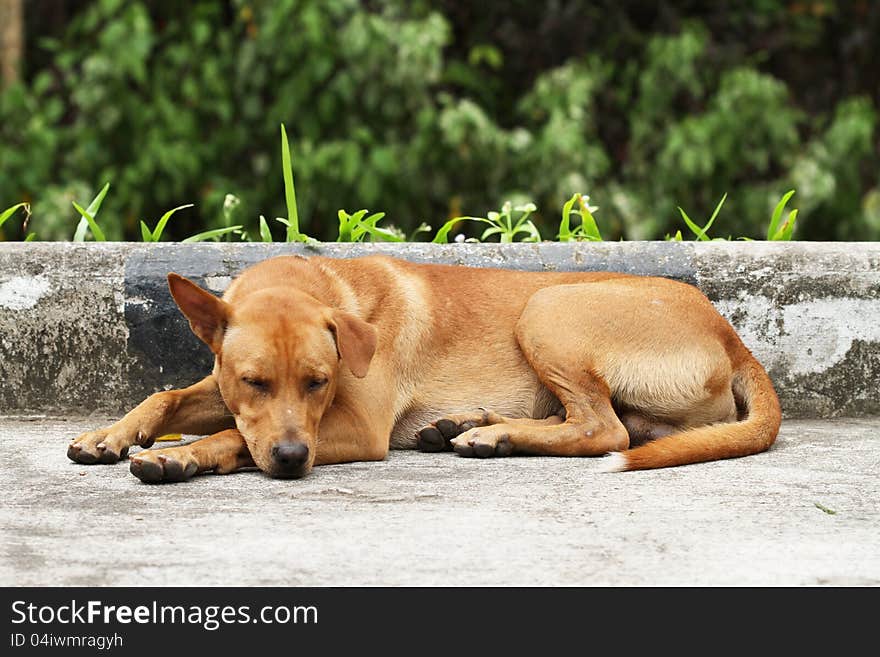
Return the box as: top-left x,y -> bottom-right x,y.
579,194 -> 599,214
223,194 -> 241,211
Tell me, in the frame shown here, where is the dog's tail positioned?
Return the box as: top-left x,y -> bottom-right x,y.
603,354 -> 781,472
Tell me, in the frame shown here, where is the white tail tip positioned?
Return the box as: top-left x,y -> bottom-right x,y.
599,451 -> 628,473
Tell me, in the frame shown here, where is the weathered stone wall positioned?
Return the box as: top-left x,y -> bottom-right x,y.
1,242 -> 877,417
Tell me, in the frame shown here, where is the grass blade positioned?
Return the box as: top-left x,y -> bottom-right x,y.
701,193 -> 727,238
0,202 -> 29,229
73,183 -> 110,242
518,220 -> 542,242
581,216 -> 602,240
813,502 -> 837,515
773,209 -> 798,241
337,209 -> 353,242
24,232 -> 37,242
677,206 -> 707,241
71,201 -> 106,241
577,196 -> 603,241
338,209 -> 369,242
481,225 -> 504,241
363,226 -> 405,242
364,212 -> 386,228
259,215 -> 273,243
432,217 -> 466,243
182,225 -> 243,242
558,194 -> 577,241
280,124 -> 300,241
352,212 -> 396,242
767,190 -> 795,240
140,220 -> 154,242
783,209 -> 798,240
151,204 -> 194,241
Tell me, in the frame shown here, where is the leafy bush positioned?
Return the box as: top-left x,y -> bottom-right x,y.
0,1 -> 876,242
4,118 -> 800,244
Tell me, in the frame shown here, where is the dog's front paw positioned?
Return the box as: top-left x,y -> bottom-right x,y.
416,417 -> 479,452
416,413 -> 485,452
450,426 -> 513,458
130,448 -> 198,484
68,428 -> 133,464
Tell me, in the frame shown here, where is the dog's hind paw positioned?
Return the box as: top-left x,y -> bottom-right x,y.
450,426 -> 513,458
130,449 -> 198,484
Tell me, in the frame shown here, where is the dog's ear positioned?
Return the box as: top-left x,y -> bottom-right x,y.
167,273 -> 230,353
330,310 -> 377,378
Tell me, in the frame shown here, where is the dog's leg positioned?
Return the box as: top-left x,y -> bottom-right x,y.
448,278 -> 746,459
416,410 -> 564,452
128,404 -> 391,482
449,298 -> 631,457
68,375 -> 234,464
449,371 -> 628,457
312,401 -> 392,466
129,429 -> 254,483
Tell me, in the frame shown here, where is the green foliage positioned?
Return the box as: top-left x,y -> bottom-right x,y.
280,124 -> 305,243
0,106 -> 805,245
258,216 -> 273,243
0,203 -> 29,232
0,183 -> 804,244
0,2 -> 876,242
336,209 -> 402,242
664,190 -> 798,241
432,202 -> 541,243
139,205 -> 195,242
558,195 -> 603,242
473,202 -> 541,243
767,191 -> 798,241
68,183 -> 213,243
69,186 -> 241,243
181,226 -> 244,243
677,194 -> 728,241
72,183 -> 110,242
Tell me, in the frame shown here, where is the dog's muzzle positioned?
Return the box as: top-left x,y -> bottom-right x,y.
269,441 -> 310,478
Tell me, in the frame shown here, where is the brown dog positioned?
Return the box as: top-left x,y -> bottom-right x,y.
67,255 -> 781,481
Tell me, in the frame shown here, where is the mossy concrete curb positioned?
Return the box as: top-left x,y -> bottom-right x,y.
1,242 -> 878,417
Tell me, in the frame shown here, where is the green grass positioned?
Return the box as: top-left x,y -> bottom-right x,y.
72,183 -> 110,241
768,190 -> 798,241
1,125 -> 801,245
70,188 -> 242,243
559,194 -> 603,242
280,123 -> 306,243
140,205 -> 194,242
431,201 -> 542,244
0,202 -> 32,241
675,193 -> 728,241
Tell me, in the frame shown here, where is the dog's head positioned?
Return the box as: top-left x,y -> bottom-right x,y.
167,273 -> 376,479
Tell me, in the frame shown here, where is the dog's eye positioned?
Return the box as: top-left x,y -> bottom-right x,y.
242,377 -> 269,392
307,377 -> 328,393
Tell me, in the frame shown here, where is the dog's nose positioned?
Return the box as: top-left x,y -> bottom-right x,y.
271,441 -> 310,471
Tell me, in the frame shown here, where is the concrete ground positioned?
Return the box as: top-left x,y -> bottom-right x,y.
1,417 -> 877,586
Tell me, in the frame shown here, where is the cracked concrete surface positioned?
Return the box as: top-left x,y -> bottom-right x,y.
1,417 -> 877,586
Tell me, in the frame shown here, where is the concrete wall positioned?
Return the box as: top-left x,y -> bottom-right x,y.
1,241 -> 878,418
